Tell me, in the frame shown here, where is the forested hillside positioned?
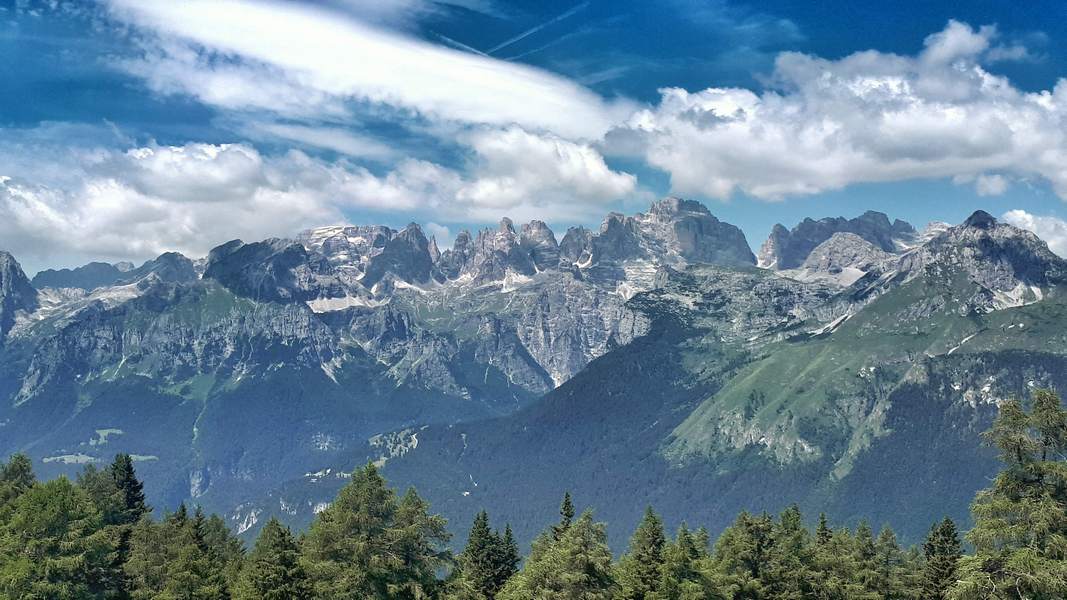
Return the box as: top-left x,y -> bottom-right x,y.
3,388 -> 1066,599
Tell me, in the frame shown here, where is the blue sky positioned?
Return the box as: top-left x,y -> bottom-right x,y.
2,0 -> 1067,272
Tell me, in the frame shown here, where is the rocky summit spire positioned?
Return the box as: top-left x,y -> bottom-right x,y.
963,210 -> 997,230
0,251 -> 38,341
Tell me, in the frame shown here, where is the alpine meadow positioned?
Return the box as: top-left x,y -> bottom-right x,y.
5,0 -> 1067,598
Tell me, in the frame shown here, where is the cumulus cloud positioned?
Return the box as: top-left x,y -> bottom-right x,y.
975,174 -> 1010,196
605,20 -> 1067,201
0,127 -> 635,267
106,0 -> 632,139
1002,210 -> 1067,258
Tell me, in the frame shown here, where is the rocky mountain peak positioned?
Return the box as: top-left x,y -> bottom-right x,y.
363,224 -> 433,287
204,238 -> 342,302
963,210 -> 997,230
648,196 -> 711,219
127,252 -> 198,284
428,236 -> 442,264
0,251 -> 39,340
519,220 -> 560,272
759,211 -> 916,270
879,211 -> 1067,310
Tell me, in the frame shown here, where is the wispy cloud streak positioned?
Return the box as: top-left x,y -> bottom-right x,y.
486,1 -> 589,54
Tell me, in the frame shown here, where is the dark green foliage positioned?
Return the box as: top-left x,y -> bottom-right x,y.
123,505 -> 231,599
616,506 -> 667,599
233,518 -> 310,600
0,477 -> 116,599
5,387 -> 1067,599
450,510 -> 519,599
0,452 -> 34,507
553,491 -> 575,541
761,505 -> 815,599
301,463 -> 451,599
954,389 -> 1067,598
110,454 -> 149,525
922,518 -> 962,600
499,510 -> 615,599
656,523 -> 718,599
711,511 -> 773,597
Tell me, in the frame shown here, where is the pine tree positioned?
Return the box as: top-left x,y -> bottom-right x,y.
456,511 -> 501,598
450,511 -> 519,599
922,518 -> 961,600
852,521 -> 880,594
710,511 -> 773,598
954,391 -> 1067,598
497,524 -> 520,588
616,506 -> 667,599
0,453 -> 34,507
762,504 -> 815,599
77,462 -> 140,598
233,518 -> 310,600
811,526 -> 869,600
655,523 -> 719,600
302,463 -> 450,599
169,502 -> 189,526
124,504 -> 228,599
815,513 -> 832,546
499,510 -> 615,599
553,491 -> 575,541
693,526 -> 711,557
872,525 -> 906,599
0,477 -> 115,598
109,454 -> 149,524
201,512 -> 246,592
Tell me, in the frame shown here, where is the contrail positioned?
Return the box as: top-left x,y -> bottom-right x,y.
486,1 -> 590,55
434,32 -> 489,56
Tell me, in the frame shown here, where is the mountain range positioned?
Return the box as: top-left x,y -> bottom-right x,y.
1,198 -> 1064,549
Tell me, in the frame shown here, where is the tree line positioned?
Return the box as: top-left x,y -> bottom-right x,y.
2,389 -> 1066,599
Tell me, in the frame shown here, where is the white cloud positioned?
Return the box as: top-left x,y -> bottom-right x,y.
106,0 -> 632,139
0,127 -> 636,267
975,174 -> 1009,196
424,222 -> 453,247
1002,210 -> 1067,258
332,0 -> 501,26
244,122 -> 399,161
605,20 -> 1067,201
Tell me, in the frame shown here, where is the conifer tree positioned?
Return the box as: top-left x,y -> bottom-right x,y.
124,505 -> 227,599
553,491 -> 575,541
0,477 -> 115,598
110,454 -> 149,524
233,518 -> 310,600
763,504 -> 815,599
451,511 -> 519,599
301,463 -> 450,599
497,524 -> 520,587
499,510 -> 615,599
456,511 -> 502,598
0,453 -> 34,506
815,513 -> 832,546
710,511 -> 773,598
655,523 -> 719,600
693,526 -> 711,558
811,526 -> 868,600
616,506 -> 667,600
853,520 -> 880,596
922,518 -> 961,600
954,391 -> 1067,598
873,525 -> 906,599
